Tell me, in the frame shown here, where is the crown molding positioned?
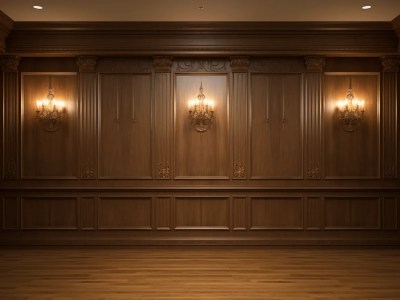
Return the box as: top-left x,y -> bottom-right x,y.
4,21 -> 399,57
0,10 -> 14,53
392,15 -> 400,52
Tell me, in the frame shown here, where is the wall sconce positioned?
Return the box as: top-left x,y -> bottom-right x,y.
36,76 -> 66,132
188,83 -> 214,132
336,77 -> 365,132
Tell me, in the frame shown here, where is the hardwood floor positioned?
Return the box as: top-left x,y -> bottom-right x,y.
0,247 -> 399,299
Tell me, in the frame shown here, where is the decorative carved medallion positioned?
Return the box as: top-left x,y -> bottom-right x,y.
305,56 -> 325,72
230,56 -> 250,72
1,56 -> 20,72
307,161 -> 320,179
82,162 -> 95,179
233,162 -> 246,179
76,56 -> 97,72
176,60 -> 226,72
157,161 -> 170,179
384,163 -> 396,179
381,56 -> 400,72
153,56 -> 173,72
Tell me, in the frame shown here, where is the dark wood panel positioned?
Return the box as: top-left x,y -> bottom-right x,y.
250,197 -> 303,230
21,73 -> 78,178
98,197 -> 152,230
250,73 -> 303,179
99,73 -> 152,179
175,74 -> 229,178
174,197 -> 229,229
3,196 -> 18,230
306,197 -> 323,230
21,197 -> 78,229
232,197 -> 247,230
155,197 -> 172,230
383,197 -> 397,230
79,197 -> 96,230
323,73 -> 380,179
325,197 -> 380,230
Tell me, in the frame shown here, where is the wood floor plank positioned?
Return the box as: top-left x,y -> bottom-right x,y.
0,247 -> 399,299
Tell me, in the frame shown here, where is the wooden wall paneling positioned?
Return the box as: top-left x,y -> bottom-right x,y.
154,57 -> 172,179
381,56 -> 398,179
98,72 -> 152,179
79,197 -> 97,230
382,197 -> 397,230
231,196 -> 247,230
250,197 -> 304,230
21,72 -> 78,178
77,56 -> 97,179
250,73 -> 303,179
98,197 -> 152,230
21,197 -> 78,230
2,196 -> 19,230
2,56 -> 20,179
230,57 -> 249,179
155,196 -> 172,230
174,196 -> 230,230
324,197 -> 380,230
174,69 -> 229,178
304,56 -> 324,179
323,73 -> 380,179
306,197 -> 323,230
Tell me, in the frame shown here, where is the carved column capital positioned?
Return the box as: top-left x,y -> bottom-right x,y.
381,55 -> 400,72
304,56 -> 325,72
153,56 -> 173,72
1,55 -> 20,72
230,56 -> 250,72
76,56 -> 97,72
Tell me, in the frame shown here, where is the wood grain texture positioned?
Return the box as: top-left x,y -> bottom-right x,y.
21,73 -> 78,178
99,74 -> 152,179
2,196 -> 18,230
250,73 -> 303,179
1,247 -> 400,300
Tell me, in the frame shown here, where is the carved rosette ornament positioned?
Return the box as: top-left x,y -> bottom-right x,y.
233,162 -> 246,179
157,161 -> 170,179
153,56 -> 173,72
307,161 -> 320,179
230,56 -> 250,72
1,55 -> 20,72
384,163 -> 396,179
381,56 -> 400,72
76,56 -> 97,72
305,56 -> 325,72
82,162 -> 95,179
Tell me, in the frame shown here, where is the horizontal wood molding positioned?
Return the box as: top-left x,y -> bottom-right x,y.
4,21 -> 398,56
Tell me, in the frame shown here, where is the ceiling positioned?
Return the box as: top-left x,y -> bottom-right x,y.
0,0 -> 399,22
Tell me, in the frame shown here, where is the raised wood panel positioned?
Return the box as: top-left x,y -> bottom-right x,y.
21,73 -> 78,178
99,73 -> 152,179
250,74 -> 303,179
3,196 -> 18,230
80,197 -> 96,230
155,197 -> 172,230
383,197 -> 397,230
325,197 -> 380,230
323,73 -> 380,179
306,197 -> 323,230
174,74 -> 229,178
21,197 -> 78,229
250,197 -> 304,230
232,197 -> 247,230
98,197 -> 152,230
174,197 -> 229,230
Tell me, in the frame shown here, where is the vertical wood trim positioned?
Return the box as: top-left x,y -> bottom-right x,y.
77,56 -> 97,179
2,56 -> 20,179
381,69 -> 398,179
305,73 -> 322,179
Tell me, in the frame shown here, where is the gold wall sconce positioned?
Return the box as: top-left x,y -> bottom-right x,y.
188,83 -> 215,132
336,77 -> 365,132
36,76 -> 66,132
